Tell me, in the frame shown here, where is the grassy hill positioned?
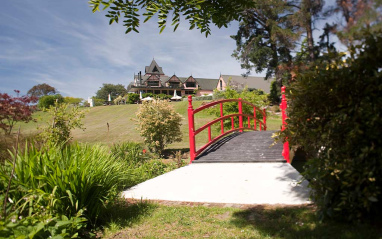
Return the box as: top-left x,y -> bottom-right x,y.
12,101 -> 282,151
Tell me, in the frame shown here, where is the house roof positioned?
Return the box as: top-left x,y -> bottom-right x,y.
195,78 -> 219,91
221,75 -> 272,93
145,59 -> 164,75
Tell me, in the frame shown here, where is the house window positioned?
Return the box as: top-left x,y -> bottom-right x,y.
185,91 -> 194,95
154,90 -> 160,94
186,82 -> 196,88
147,81 -> 159,87
162,90 -> 168,95
169,90 -> 174,96
220,80 -> 223,90
169,82 -> 180,88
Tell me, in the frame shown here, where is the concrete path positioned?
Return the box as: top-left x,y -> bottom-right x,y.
122,163 -> 311,205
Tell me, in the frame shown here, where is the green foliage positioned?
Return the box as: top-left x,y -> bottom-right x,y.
89,0 -> 254,37
64,96 -> 83,106
39,102 -> 85,146
154,94 -> 171,100
111,141 -> 149,166
269,80 -> 280,104
280,31 -> 382,221
0,190 -> 87,238
135,100 -> 183,155
109,141 -> 179,187
92,97 -> 105,106
0,143 -> 130,225
95,83 -> 127,101
37,94 -> 64,109
27,83 -> 57,98
210,85 -> 268,130
127,93 -> 140,104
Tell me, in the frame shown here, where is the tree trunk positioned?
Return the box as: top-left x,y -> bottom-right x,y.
306,11 -> 315,61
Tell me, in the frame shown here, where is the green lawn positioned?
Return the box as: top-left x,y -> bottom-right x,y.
101,201 -> 381,239
12,101 -> 282,151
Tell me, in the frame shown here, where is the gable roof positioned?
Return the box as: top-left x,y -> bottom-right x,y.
195,78 -> 219,91
221,75 -> 272,93
145,59 -> 164,75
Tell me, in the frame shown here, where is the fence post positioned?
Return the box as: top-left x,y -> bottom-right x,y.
238,98 -> 243,132
188,96 -> 196,163
220,103 -> 224,134
263,109 -> 267,131
280,86 -> 290,163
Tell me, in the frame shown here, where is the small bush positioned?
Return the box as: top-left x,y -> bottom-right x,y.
37,94 -> 64,109
111,142 -> 149,165
39,102 -> 85,146
0,143 -> 130,225
135,100 -> 183,155
127,93 -> 140,104
209,85 -> 268,130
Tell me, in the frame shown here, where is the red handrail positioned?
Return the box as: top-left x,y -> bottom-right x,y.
280,86 -> 290,163
187,96 -> 267,163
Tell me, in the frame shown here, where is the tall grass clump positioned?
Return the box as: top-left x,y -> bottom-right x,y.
0,143 -> 130,226
110,141 -> 179,187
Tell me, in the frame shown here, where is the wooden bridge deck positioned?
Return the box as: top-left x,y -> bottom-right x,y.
193,131 -> 285,163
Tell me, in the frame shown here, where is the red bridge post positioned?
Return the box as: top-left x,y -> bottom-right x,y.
280,86 -> 290,163
238,98 -> 243,132
188,96 -> 196,163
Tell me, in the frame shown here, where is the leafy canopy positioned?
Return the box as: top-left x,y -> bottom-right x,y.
27,83 -> 57,98
279,30 -> 382,222
135,99 -> 182,155
95,83 -> 127,101
89,0 -> 254,36
0,91 -> 37,135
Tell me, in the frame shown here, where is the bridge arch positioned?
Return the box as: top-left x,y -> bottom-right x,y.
187,96 -> 267,163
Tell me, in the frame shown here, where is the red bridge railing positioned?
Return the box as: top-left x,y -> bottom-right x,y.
187,96 -> 267,163
280,86 -> 290,163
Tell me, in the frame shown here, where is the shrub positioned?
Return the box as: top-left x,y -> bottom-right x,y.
37,94 -> 64,109
92,97 -> 105,106
0,91 -> 37,135
280,31 -> 382,221
135,100 -> 183,155
39,102 -> 85,145
127,93 -> 140,104
0,143 -> 130,225
268,80 -> 280,104
209,85 -> 268,130
154,94 -> 171,100
142,93 -> 154,98
110,141 -> 149,165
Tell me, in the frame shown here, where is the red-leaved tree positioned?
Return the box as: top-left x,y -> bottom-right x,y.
0,90 -> 38,135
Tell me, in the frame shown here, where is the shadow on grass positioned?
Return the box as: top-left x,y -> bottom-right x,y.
99,199 -> 158,234
230,205 -> 382,239
162,148 -> 189,159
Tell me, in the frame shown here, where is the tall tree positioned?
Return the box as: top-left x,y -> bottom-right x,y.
231,0 -> 297,85
95,84 -> 127,101
326,0 -> 382,45
27,83 -> 57,98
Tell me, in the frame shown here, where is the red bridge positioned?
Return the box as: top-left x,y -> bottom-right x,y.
187,86 -> 290,164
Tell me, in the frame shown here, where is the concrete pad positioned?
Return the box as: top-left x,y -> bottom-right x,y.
122,163 -> 311,205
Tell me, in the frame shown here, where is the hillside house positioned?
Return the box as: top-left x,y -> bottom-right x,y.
127,59 -> 272,96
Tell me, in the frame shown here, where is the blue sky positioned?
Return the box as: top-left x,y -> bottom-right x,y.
0,1 -> 344,99
0,0 -> 251,99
